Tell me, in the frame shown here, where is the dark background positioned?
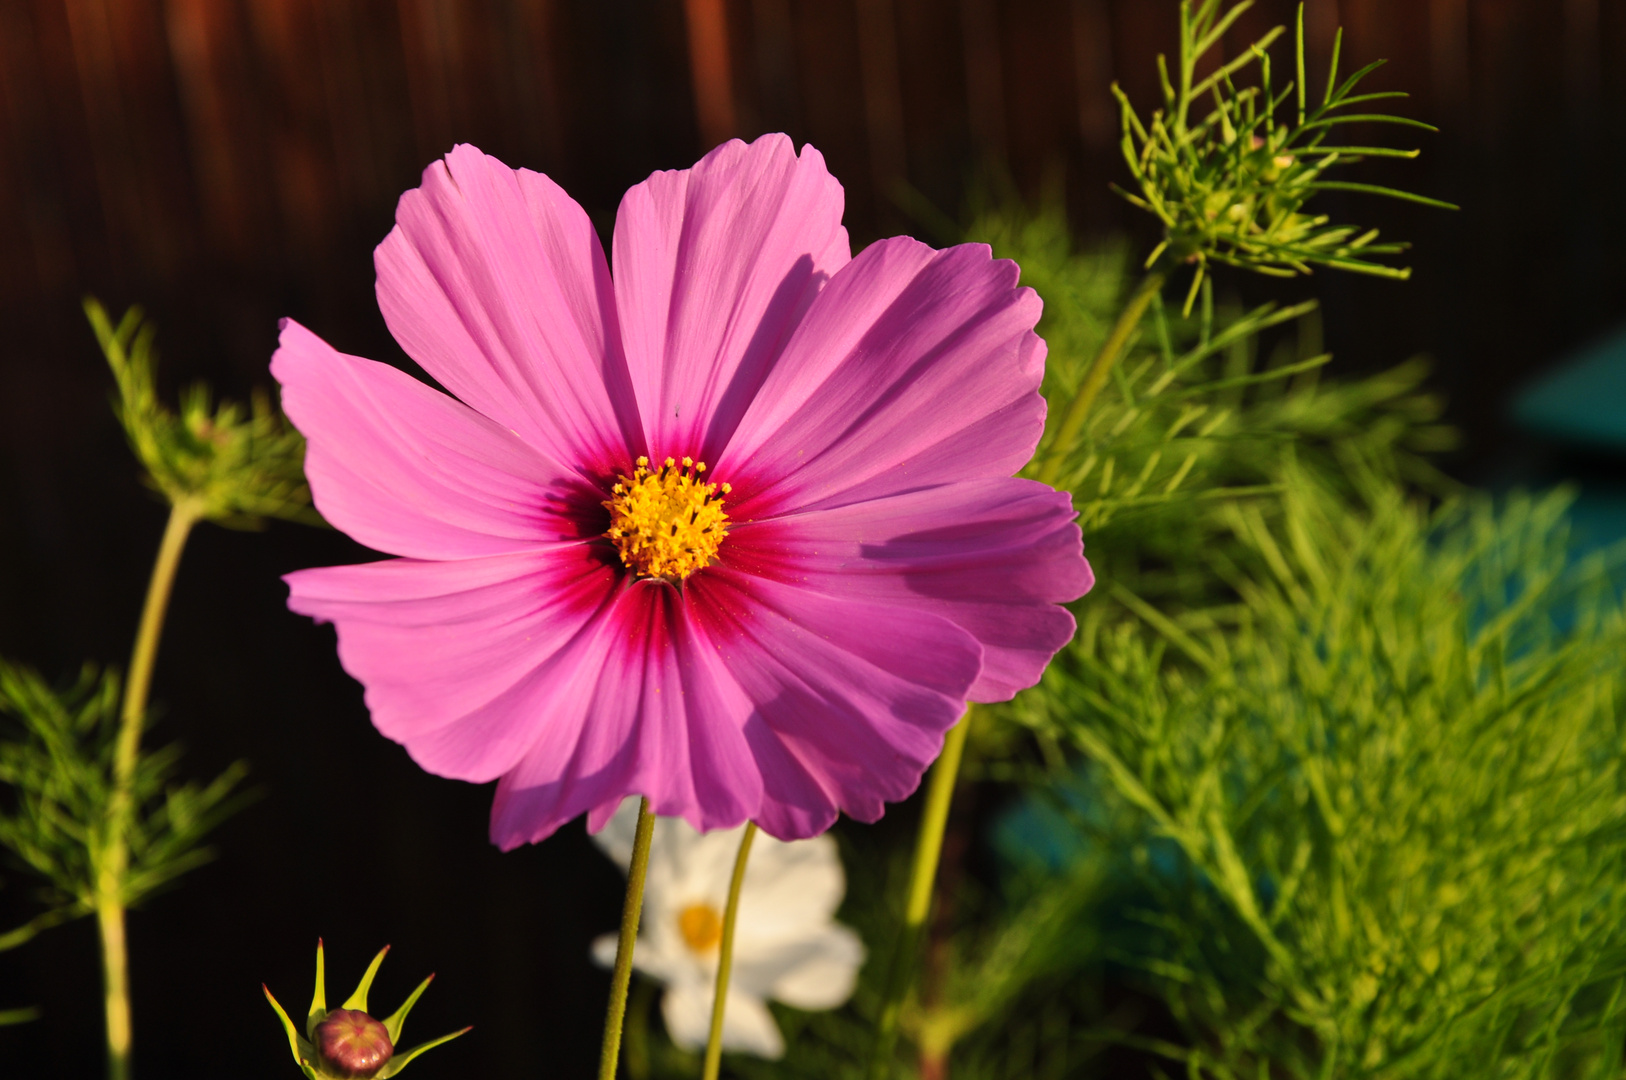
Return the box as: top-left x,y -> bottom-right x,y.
0,1 -> 1621,1077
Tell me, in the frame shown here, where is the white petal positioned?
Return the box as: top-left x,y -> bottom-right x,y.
591,933 -> 618,969
737,834 -> 847,934
661,982 -> 786,1059
591,796 -> 646,866
719,992 -> 786,1059
766,924 -> 866,1009
590,932 -> 696,987
660,982 -> 714,1052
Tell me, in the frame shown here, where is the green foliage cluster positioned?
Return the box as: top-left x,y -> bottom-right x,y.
86,299 -> 317,528
1116,0 -> 1454,311
992,208 -> 1455,532
761,14 -> 1615,1068
1030,480 -> 1626,1080
0,662 -> 247,927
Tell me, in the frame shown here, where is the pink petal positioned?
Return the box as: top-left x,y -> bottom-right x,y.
717,237 -> 1046,519
612,134 -> 849,464
490,580 -> 763,849
272,320 -> 596,560
285,545 -> 620,782
375,144 -> 643,475
489,569 -> 982,846
727,478 -> 1093,701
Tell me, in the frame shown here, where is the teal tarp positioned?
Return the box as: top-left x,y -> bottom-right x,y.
1513,327 -> 1626,451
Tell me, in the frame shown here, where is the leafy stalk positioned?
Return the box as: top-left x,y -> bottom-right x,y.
0,302 -> 310,1062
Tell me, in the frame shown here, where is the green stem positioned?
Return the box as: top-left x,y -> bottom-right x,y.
97,499 -> 200,1080
1036,268 -> 1168,487
702,821 -> 758,1080
599,798 -> 657,1080
865,709 -> 974,1080
116,501 -> 200,785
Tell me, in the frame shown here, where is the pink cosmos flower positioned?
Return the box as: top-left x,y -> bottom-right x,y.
274,134 -> 1093,847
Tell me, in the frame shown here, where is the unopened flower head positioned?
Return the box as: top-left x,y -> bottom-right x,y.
591,797 -> 864,1058
275,134 -> 1093,847
263,940 -> 468,1080
314,1010 -> 392,1078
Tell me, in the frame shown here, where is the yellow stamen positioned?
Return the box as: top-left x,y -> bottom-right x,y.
604,456 -> 730,581
677,902 -> 723,954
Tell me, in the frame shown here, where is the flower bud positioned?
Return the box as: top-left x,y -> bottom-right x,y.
315,1009 -> 394,1078
265,940 -> 469,1080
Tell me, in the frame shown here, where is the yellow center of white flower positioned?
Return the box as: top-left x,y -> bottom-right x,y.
677,902 -> 724,954
604,456 -> 731,581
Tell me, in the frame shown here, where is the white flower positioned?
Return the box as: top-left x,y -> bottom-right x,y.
591,798 -> 866,1059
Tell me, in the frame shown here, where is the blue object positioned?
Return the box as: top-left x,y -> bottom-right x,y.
1513,324 -> 1626,452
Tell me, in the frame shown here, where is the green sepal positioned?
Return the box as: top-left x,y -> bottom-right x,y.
265,982 -> 321,1079
377,1026 -> 473,1078
306,939 -> 328,1040
381,973 -> 434,1045
341,944 -> 391,1013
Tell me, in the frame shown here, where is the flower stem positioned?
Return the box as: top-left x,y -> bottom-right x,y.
599,797 -> 656,1080
866,709 -> 974,1080
702,821 -> 758,1080
1036,267 -> 1168,487
96,499 -> 200,1080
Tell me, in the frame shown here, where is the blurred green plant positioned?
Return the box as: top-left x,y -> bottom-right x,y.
1021,479 -> 1626,1080
822,3 -> 1621,1069
0,302 -> 313,1078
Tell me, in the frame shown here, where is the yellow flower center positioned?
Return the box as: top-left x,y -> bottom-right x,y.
604,456 -> 730,581
677,902 -> 724,954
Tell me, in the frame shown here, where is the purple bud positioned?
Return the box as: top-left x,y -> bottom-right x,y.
314,1009 -> 394,1079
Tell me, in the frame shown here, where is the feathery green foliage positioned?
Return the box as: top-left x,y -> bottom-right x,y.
1026,480 -> 1626,1079
85,298 -> 317,527
0,661 -> 249,916
1116,0 -> 1454,312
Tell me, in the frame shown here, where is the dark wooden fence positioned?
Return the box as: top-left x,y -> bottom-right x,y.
2,0 -> 1623,465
